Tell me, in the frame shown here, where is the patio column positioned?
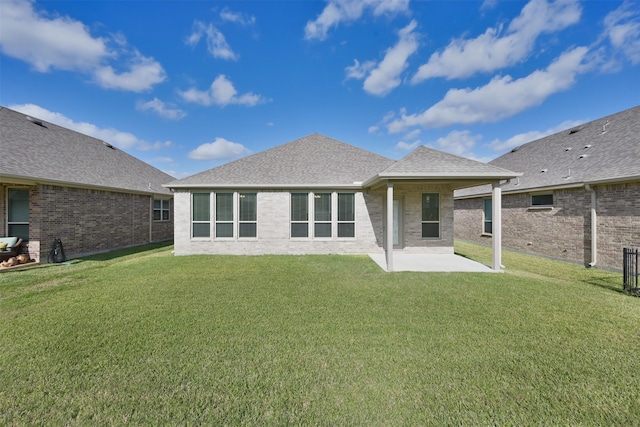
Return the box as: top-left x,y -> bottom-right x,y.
492,182 -> 503,271
386,182 -> 394,272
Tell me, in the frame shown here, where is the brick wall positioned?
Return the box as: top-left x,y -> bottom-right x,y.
454,181 -> 640,271
595,182 -> 640,269
381,183 -> 455,254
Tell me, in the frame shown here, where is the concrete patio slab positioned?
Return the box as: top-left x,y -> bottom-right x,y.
369,253 -> 499,273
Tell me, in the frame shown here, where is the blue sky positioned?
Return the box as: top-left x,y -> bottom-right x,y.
1,0 -> 638,179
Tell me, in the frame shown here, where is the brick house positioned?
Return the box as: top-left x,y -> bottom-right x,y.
454,105 -> 640,271
166,134 -> 518,271
0,106 -> 174,262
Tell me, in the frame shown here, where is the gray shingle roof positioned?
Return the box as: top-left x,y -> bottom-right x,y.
0,107 -> 174,195
376,146 -> 517,177
167,134 -> 396,188
456,105 -> 640,198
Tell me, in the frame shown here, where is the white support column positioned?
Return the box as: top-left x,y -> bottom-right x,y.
386,182 -> 394,272
492,183 -> 503,271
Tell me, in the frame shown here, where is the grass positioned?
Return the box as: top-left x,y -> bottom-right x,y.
1,241 -> 639,425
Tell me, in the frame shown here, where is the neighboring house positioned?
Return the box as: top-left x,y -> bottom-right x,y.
0,106 -> 174,262
455,105 -> 640,271
166,134 -> 518,271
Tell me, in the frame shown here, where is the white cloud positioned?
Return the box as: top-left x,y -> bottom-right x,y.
601,1 -> 640,67
427,130 -> 483,159
345,59 -> 377,80
220,8 -> 256,26
412,0 -> 582,82
395,140 -> 421,151
9,103 -> 171,151
487,119 -> 585,152
188,138 -> 251,160
351,20 -> 419,96
94,52 -> 166,92
305,0 -> 410,41
0,0 -> 108,72
136,98 -> 187,120
186,21 -> 239,60
388,46 -> 589,133
0,0 -> 165,92
179,75 -> 266,107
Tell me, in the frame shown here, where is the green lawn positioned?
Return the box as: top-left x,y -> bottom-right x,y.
1,242 -> 639,425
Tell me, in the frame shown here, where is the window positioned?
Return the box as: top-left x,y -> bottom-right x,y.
239,193 -> 257,238
421,193 -> 440,238
215,193 -> 234,238
483,199 -> 492,235
314,193 -> 332,238
337,193 -> 355,238
291,193 -> 309,238
531,193 -> 553,207
8,188 -> 29,240
153,199 -> 170,221
192,193 -> 210,238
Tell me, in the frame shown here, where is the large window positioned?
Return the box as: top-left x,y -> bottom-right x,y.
153,199 -> 170,221
421,193 -> 440,238
215,193 -> 234,238
291,193 -> 309,238
239,193 -> 257,238
314,193 -> 332,238
337,193 -> 355,238
483,199 -> 492,235
7,188 -> 29,240
192,193 -> 210,238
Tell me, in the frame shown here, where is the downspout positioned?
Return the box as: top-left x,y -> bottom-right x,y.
585,184 -> 597,267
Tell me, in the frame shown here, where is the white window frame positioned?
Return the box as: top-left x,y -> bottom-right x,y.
290,192 -> 356,240
191,192 -> 211,239
483,198 -> 492,235
7,187 -> 30,240
238,192 -> 257,239
421,192 -> 440,239
337,192 -> 356,239
314,192 -> 332,239
153,199 -> 170,222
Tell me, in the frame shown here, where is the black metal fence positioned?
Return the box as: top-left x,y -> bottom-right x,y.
623,248 -> 639,294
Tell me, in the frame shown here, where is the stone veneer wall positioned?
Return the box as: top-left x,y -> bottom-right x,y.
454,181 -> 640,271
174,184 -> 456,257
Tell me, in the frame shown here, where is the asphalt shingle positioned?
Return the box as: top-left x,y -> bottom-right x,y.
456,105 -> 640,197
0,107 -> 174,195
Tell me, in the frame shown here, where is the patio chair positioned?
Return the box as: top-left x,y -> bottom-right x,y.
0,237 -> 24,261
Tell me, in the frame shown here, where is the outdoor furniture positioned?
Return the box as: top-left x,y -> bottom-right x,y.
0,237 -> 23,261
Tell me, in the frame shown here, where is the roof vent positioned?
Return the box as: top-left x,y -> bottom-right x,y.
26,116 -> 47,128
602,120 -> 610,134
565,147 -> 572,152
584,144 -> 592,149
579,154 -> 588,159
511,146 -> 520,153
102,141 -> 115,150
540,169 -> 548,173
569,128 -> 581,135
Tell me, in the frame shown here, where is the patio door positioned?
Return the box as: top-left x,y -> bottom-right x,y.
393,199 -> 403,248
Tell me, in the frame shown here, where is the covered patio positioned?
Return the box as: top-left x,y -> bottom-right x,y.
363,147 -> 521,272
369,252 -> 498,273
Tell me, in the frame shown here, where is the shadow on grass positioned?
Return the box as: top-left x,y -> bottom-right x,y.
78,240 -> 173,262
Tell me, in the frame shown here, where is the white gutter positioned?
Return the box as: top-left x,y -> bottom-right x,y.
585,184 -> 597,267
